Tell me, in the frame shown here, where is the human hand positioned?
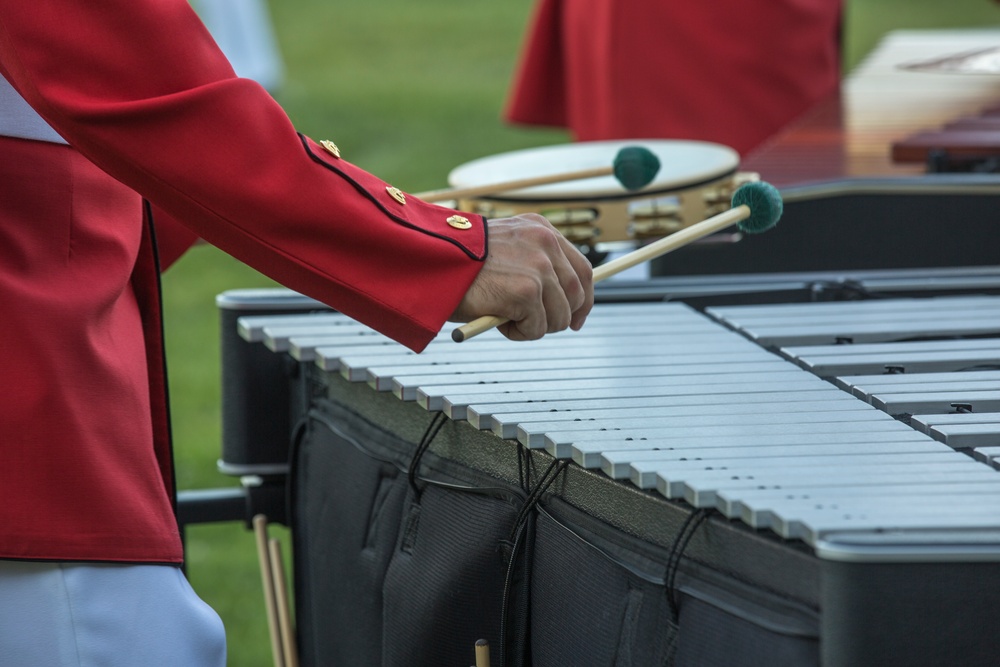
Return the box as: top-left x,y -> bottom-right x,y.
450,214 -> 594,341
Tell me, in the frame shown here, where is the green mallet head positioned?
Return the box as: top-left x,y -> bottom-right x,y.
731,181 -> 783,234
612,146 -> 661,191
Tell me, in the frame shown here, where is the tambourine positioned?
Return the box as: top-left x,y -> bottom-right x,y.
446,139 -> 757,248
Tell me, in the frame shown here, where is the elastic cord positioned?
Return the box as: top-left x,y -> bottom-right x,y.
407,411 -> 448,500
664,508 -> 711,620
499,458 -> 569,667
507,459 -> 569,544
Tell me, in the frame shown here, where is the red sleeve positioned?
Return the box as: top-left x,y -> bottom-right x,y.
0,0 -> 485,351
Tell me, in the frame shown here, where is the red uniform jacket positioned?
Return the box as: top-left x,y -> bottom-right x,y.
0,1 -> 486,563
505,0 -> 843,155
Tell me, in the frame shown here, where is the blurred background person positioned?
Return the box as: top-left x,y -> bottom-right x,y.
504,0 -> 843,155
191,0 -> 285,92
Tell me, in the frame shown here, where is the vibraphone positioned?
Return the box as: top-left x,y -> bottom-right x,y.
226,273 -> 1000,667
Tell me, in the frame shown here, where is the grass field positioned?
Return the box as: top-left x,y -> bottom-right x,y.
166,1 -> 1000,664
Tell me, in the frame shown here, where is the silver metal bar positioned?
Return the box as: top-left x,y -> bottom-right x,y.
712,474 -> 1000,516
632,454 -> 982,498
401,362 -> 800,403
835,370 -> 1000,393
708,295 -> 1000,322
564,428 -> 929,465
909,411 -> 1000,434
461,385 -> 850,425
601,440 -> 945,479
358,347 -> 773,385
872,390 -> 1000,415
793,349 -> 1000,377
928,422 -> 1000,448
742,318 -> 1000,346
497,405 -> 882,442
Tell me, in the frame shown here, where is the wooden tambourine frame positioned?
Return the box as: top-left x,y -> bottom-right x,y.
446,139 -> 757,247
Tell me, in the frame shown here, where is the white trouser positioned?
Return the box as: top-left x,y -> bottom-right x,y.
0,561 -> 226,667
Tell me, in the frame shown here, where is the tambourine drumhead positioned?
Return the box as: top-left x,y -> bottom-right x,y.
447,139 -> 740,201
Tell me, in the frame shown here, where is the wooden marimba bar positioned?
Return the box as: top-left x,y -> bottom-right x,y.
239,299 -> 1000,552
744,29 -> 1000,186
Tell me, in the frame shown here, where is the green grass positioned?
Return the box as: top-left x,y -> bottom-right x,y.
269,0 -> 567,188
165,2 -> 1000,664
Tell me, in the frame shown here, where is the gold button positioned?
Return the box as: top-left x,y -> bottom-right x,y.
386,186 -> 406,205
447,215 -> 472,230
320,140 -> 341,158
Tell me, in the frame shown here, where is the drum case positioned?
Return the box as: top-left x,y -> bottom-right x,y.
288,369 -> 999,667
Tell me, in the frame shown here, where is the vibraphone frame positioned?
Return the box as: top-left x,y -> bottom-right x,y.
218,263 -> 1000,667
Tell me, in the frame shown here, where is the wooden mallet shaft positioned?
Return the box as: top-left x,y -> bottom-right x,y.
475,639 -> 491,667
269,538 -> 299,667
452,205 -> 751,342
253,514 -> 286,667
415,145 -> 660,203
415,165 -> 619,203
591,205 -> 750,282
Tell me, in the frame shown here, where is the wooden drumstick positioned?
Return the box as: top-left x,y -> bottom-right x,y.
475,639 -> 491,667
269,537 -> 299,667
415,146 -> 660,203
253,514 -> 285,667
452,181 -> 783,342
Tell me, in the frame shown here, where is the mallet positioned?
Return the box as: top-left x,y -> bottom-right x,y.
415,145 -> 661,203
452,180 -> 784,342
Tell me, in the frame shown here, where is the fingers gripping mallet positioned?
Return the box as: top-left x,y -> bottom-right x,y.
452,181 -> 783,342
416,145 -> 661,202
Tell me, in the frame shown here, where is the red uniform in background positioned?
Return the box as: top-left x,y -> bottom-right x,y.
505,0 -> 843,155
